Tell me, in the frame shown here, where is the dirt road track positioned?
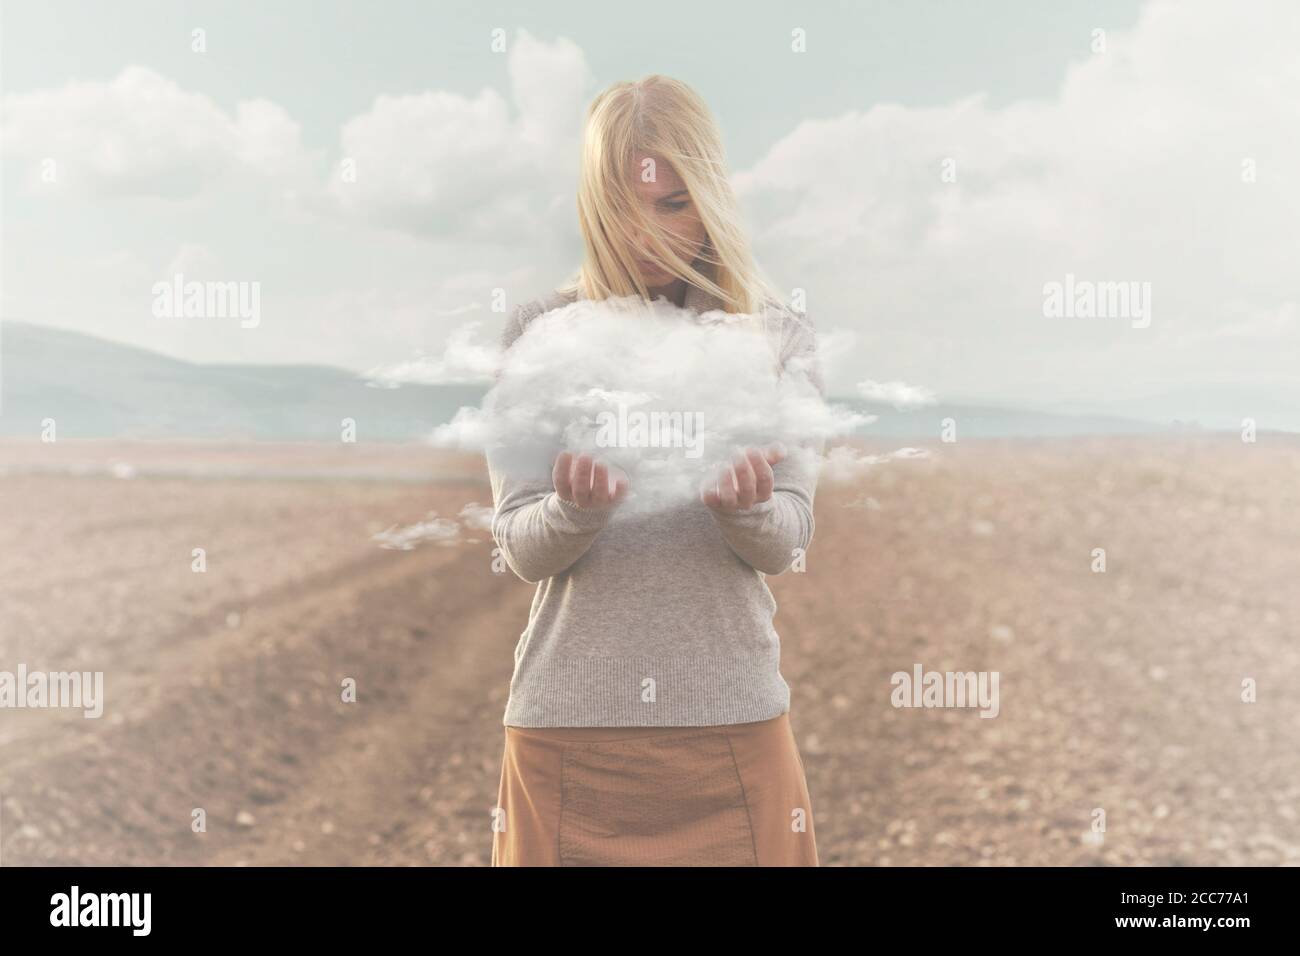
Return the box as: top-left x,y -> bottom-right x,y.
2,437 -> 1298,865
1,466 -> 527,865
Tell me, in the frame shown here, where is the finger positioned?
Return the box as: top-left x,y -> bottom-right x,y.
715,461 -> 738,511
699,472 -> 721,509
611,470 -> 631,504
589,459 -> 612,506
764,441 -> 787,465
731,447 -> 756,509
570,454 -> 594,506
746,447 -> 775,501
553,451 -> 575,501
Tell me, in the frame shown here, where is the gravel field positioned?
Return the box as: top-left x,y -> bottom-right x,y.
2,436 -> 1297,865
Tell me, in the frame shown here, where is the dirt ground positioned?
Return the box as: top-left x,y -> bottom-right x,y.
1,435 -> 1297,866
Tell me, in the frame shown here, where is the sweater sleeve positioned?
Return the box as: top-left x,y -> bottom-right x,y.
707,310 -> 825,576
485,301 -> 617,584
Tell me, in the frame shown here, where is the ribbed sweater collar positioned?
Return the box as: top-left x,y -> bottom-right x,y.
683,283 -> 725,314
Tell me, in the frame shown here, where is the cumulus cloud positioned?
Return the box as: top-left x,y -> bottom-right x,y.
456,502 -> 495,531
734,0 -> 1300,400
363,321 -> 503,386
327,29 -> 594,240
819,445 -> 932,484
856,379 -> 937,409
371,501 -> 499,550
0,65 -> 314,198
431,296 -> 868,511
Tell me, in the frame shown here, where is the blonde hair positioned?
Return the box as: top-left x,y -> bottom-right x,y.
558,75 -> 785,325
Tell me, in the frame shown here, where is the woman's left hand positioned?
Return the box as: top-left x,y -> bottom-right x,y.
699,442 -> 786,513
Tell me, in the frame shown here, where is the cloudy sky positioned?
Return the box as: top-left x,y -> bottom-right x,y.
2,0 -> 1296,408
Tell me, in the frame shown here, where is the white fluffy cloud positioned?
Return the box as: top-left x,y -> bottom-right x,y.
856,379 -> 937,409
0,65 -> 314,197
327,29 -> 594,239
363,320 -> 504,386
819,445 -> 931,484
435,296 -> 857,512
734,0 -> 1300,401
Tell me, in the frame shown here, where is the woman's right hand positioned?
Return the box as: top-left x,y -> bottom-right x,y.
553,451 -> 630,509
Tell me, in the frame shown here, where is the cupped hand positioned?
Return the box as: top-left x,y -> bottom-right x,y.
553,451 -> 631,508
699,442 -> 786,513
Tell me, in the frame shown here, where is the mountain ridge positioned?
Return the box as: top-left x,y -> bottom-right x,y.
1,320 -> 1286,441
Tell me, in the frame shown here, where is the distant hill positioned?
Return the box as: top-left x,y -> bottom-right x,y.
0,321 -> 484,441
1031,386 -> 1300,435
823,398 -> 1166,439
1,320 -> 1284,441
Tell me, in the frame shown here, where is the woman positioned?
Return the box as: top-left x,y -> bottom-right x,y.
487,75 -> 824,866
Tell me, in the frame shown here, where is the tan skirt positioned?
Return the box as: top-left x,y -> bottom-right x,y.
490,711 -> 819,866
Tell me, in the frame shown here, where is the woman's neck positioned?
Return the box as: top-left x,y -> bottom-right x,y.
647,278 -> 688,308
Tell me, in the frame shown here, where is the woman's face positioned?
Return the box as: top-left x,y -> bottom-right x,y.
628,153 -> 707,289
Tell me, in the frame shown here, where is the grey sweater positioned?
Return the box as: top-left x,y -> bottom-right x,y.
487,283 -> 824,727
